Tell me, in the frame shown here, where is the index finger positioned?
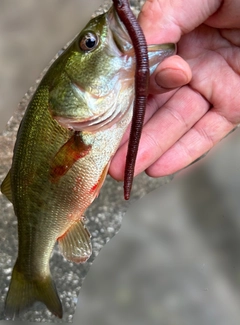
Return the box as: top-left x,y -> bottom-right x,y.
138,0 -> 221,44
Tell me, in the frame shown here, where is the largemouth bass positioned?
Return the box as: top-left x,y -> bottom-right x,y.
0,5 -> 175,319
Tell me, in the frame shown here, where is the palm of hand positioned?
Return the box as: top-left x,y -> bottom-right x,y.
144,23 -> 240,176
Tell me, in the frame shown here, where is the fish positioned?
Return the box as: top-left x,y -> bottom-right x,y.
0,5 -> 176,319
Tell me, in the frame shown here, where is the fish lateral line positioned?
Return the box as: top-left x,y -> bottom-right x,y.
50,131 -> 91,181
112,0 -> 149,200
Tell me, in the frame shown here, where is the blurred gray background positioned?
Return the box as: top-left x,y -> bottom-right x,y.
1,1 -> 240,325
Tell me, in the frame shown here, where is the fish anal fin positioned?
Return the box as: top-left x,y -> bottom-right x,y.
50,131 -> 91,181
58,220 -> 92,264
1,169 -> 13,202
5,260 -> 63,319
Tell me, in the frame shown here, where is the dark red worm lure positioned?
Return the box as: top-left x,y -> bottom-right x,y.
112,0 -> 149,200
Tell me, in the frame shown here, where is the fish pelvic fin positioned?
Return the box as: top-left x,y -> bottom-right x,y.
5,261 -> 63,320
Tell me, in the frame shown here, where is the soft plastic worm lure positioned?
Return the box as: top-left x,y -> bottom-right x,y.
112,0 -> 149,200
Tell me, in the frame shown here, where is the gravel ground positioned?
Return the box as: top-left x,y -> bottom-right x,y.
1,1 -> 240,325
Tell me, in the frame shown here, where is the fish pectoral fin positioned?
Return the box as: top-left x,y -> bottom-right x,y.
58,220 -> 92,264
1,169 -> 13,202
50,131 -> 91,181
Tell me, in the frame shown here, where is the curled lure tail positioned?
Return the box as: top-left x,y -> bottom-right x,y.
5,260 -> 63,319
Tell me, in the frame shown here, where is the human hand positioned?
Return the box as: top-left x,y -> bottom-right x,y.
109,0 -> 240,180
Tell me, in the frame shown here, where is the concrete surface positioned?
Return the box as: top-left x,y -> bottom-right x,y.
1,1 -> 240,325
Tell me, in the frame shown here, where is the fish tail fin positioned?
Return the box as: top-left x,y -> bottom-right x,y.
5,262 -> 63,319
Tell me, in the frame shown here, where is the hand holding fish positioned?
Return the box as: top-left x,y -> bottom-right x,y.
109,0 -> 240,179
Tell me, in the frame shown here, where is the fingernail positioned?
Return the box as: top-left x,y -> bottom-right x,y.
156,68 -> 189,89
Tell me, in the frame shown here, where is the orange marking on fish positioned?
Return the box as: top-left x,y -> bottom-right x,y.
57,232 -> 65,241
90,182 -> 99,194
89,162 -> 110,197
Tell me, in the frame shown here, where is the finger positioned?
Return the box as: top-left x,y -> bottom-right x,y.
149,55 -> 192,94
178,29 -> 240,124
138,0 -> 221,44
206,0 -> 240,28
109,86 -> 209,180
146,109 -> 235,177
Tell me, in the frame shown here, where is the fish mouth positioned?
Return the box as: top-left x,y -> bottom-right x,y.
107,6 -> 134,55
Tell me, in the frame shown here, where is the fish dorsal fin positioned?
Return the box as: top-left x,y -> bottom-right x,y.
58,220 -> 92,264
1,169 -> 12,202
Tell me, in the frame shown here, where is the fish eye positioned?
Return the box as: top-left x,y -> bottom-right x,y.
79,32 -> 99,51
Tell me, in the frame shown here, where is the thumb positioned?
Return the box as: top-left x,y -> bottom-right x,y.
138,0 -> 222,44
